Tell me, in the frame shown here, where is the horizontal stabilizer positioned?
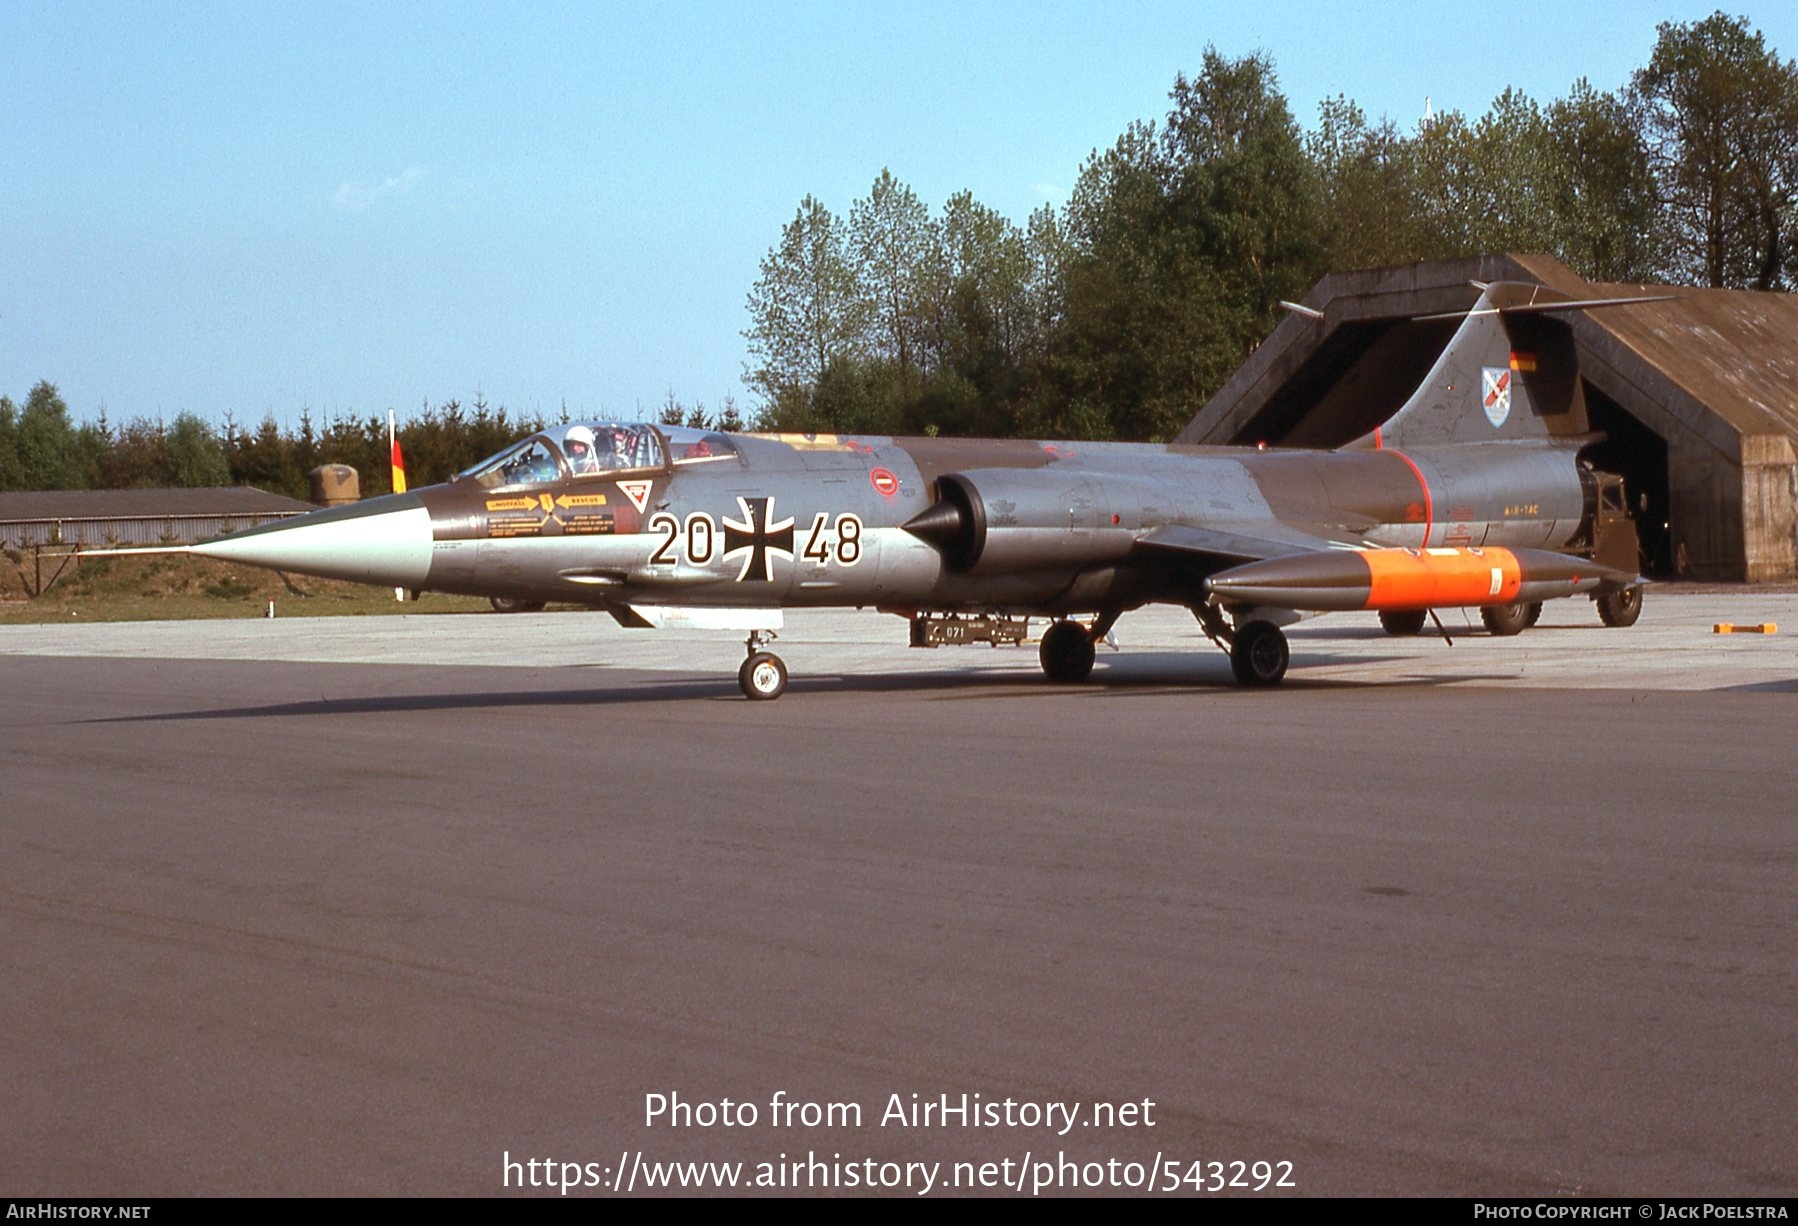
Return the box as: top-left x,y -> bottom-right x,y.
1413,293 -> 1678,322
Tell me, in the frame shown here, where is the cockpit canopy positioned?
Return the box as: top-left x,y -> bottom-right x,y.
457,421 -> 738,490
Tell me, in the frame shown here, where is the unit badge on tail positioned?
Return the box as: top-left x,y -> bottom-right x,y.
1481,367 -> 1512,428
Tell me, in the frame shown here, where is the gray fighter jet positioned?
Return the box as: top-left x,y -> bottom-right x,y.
154,281 -> 1652,698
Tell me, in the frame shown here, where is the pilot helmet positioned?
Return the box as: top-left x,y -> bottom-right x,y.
564,425 -> 596,461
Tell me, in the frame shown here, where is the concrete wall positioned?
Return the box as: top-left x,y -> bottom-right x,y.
1742,434 -> 1798,583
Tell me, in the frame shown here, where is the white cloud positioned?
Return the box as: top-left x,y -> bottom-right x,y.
333,167 -> 426,212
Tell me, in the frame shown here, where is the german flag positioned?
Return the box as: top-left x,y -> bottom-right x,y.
388,409 -> 408,494
1509,351 -> 1538,373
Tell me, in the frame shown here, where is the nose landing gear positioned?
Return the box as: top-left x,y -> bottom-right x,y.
739,629 -> 787,700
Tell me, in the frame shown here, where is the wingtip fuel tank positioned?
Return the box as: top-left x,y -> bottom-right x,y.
1203,547 -> 1635,613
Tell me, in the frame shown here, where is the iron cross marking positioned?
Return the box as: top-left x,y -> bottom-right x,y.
721,496 -> 796,582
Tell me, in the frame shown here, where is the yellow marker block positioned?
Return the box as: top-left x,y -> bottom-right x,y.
1713,623 -> 1778,634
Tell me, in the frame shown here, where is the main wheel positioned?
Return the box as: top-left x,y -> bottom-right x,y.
739,651 -> 788,700
1038,620 -> 1096,683
1596,586 -> 1642,627
1229,621 -> 1289,686
1480,602 -> 1532,636
490,596 -> 547,613
1524,601 -> 1544,628
1379,609 -> 1428,636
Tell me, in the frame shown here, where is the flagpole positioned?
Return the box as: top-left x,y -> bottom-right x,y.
390,410 -> 408,602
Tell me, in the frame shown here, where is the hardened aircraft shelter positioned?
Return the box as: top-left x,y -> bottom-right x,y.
1177,254 -> 1798,582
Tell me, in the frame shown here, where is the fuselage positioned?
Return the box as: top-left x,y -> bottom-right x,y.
203,423 -> 1594,620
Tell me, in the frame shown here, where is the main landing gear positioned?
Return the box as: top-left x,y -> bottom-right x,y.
1036,612 -> 1122,684
1228,621 -> 1289,686
1382,602 -> 1546,637
1480,601 -> 1540,636
1378,609 -> 1428,636
1192,604 -> 1289,687
739,629 -> 787,700
1039,620 -> 1097,683
1390,590 -> 1639,637
1596,586 -> 1642,627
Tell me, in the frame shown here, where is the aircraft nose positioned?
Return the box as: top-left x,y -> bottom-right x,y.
187,492 -> 434,588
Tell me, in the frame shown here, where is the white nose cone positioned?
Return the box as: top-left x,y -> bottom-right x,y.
189,498 -> 433,588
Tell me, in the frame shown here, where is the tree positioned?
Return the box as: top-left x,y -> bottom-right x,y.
94,417 -> 167,488
1023,203 -> 1070,339
939,190 -> 1036,363
15,381 -> 91,490
850,169 -> 937,375
1036,49 -> 1326,441
1543,81 -> 1663,282
163,413 -> 231,487
1162,50 -> 1326,325
1634,12 -> 1798,288
1036,118 -> 1187,440
1465,89 -> 1560,254
226,413 -> 307,500
0,396 -> 23,490
743,195 -> 864,405
1309,96 -> 1427,270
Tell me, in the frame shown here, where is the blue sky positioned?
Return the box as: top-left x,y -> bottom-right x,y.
4,1 -> 1796,429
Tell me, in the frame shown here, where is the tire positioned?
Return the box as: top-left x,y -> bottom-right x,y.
1596,586 -> 1642,628
490,597 -> 547,614
1524,601 -> 1544,628
1229,621 -> 1289,686
1038,620 -> 1096,683
1480,602 -> 1532,636
1379,609 -> 1428,636
739,651 -> 788,700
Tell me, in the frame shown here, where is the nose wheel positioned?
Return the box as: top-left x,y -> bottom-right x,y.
739,629 -> 787,700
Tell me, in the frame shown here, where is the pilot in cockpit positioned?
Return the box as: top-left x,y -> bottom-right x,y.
564,425 -> 601,475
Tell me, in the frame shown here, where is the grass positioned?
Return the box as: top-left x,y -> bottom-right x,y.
0,551 -> 504,623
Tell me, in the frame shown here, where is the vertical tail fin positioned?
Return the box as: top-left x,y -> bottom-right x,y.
1368,282 -> 1594,448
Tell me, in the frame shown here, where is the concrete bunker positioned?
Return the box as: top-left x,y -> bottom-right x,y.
1178,254 -> 1798,581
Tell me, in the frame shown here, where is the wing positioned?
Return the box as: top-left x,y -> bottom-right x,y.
1131,520 -> 1362,568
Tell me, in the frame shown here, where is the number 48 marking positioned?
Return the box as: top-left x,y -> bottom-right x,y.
802,513 -> 862,566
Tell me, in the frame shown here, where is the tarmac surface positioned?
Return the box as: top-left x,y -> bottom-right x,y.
2,594 -> 1795,1197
